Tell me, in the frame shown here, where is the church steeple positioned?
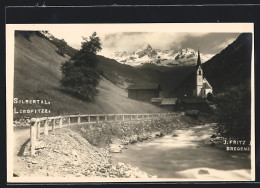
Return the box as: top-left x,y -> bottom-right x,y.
197,49 -> 201,67
195,49 -> 203,97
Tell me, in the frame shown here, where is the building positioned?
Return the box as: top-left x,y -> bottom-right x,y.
151,97 -> 163,106
194,50 -> 213,98
176,97 -> 210,112
168,50 -> 213,99
160,98 -> 178,111
127,84 -> 161,102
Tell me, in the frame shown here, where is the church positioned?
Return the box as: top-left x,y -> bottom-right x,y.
193,51 -> 213,98
168,50 -> 213,99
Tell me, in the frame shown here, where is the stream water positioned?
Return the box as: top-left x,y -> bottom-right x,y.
111,124 -> 251,180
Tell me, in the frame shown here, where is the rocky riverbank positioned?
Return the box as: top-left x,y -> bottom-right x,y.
15,114 -> 202,178
16,128 -> 155,178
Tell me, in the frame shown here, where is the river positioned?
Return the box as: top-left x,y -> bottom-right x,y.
111,124 -> 251,181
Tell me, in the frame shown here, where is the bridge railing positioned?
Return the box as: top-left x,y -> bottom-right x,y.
29,112 -> 178,155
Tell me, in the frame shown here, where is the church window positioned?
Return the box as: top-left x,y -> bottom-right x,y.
199,70 -> 201,75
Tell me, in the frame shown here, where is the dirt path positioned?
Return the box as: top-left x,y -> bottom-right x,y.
13,128 -> 31,176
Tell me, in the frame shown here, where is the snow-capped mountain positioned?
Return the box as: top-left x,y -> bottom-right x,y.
112,44 -> 214,67
40,31 -> 55,40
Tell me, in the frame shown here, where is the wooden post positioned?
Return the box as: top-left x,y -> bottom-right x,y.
115,114 -> 117,122
77,115 -> 81,125
105,115 -> 107,122
37,121 -> 41,139
88,116 -> 90,124
59,117 -> 63,128
52,119 -> 55,130
96,115 -> 99,124
44,119 -> 48,135
30,119 -> 37,156
130,114 -> 132,121
122,115 -> 125,122
68,115 -> 70,126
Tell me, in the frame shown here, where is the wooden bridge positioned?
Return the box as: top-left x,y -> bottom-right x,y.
29,113 -> 177,156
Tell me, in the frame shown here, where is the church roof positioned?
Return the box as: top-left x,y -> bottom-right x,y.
203,82 -> 212,89
196,50 -> 201,68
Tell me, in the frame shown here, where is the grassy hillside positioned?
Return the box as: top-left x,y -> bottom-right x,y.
14,32 -> 167,119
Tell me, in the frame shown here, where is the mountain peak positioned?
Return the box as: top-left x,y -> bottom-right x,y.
145,44 -> 152,50
112,47 -> 214,67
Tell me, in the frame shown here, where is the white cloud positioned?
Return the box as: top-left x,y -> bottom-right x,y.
213,38 -> 236,51
100,32 -> 208,57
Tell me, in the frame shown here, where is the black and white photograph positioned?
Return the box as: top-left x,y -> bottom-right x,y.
6,23 -> 254,182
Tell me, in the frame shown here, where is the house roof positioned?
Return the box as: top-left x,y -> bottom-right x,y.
151,98 -> 163,103
127,84 -> 161,90
179,97 -> 206,104
161,98 -> 178,105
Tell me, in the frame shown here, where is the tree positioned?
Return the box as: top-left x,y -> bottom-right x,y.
207,92 -> 213,102
72,32 -> 102,68
214,82 -> 251,142
60,32 -> 102,100
57,39 -> 67,56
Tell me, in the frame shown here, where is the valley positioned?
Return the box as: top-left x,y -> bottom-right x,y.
11,30 -> 253,181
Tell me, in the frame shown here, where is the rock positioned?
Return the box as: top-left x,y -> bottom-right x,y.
198,169 -> 209,175
99,168 -> 106,173
121,140 -> 129,145
35,141 -> 46,149
109,144 -> 122,153
153,131 -> 160,138
23,151 -> 30,156
72,149 -> 78,157
53,149 -> 60,153
63,151 -> 69,156
210,134 -> 217,138
116,162 -> 125,169
137,136 -> 143,142
155,132 -> 164,138
119,169 -> 125,176
124,170 -> 132,178
31,160 -> 38,164
104,163 -> 111,168
75,173 -> 82,177
172,134 -> 178,137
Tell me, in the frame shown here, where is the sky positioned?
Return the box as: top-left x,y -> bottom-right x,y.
47,24 -> 242,57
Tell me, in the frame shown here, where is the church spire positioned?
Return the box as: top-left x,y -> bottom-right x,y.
197,49 -> 201,67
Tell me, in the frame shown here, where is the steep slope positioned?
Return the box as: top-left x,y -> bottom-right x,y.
202,33 -> 252,93
168,33 -> 252,97
14,32 -> 167,119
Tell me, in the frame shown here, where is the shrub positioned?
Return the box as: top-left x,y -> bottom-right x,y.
214,82 -> 251,142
